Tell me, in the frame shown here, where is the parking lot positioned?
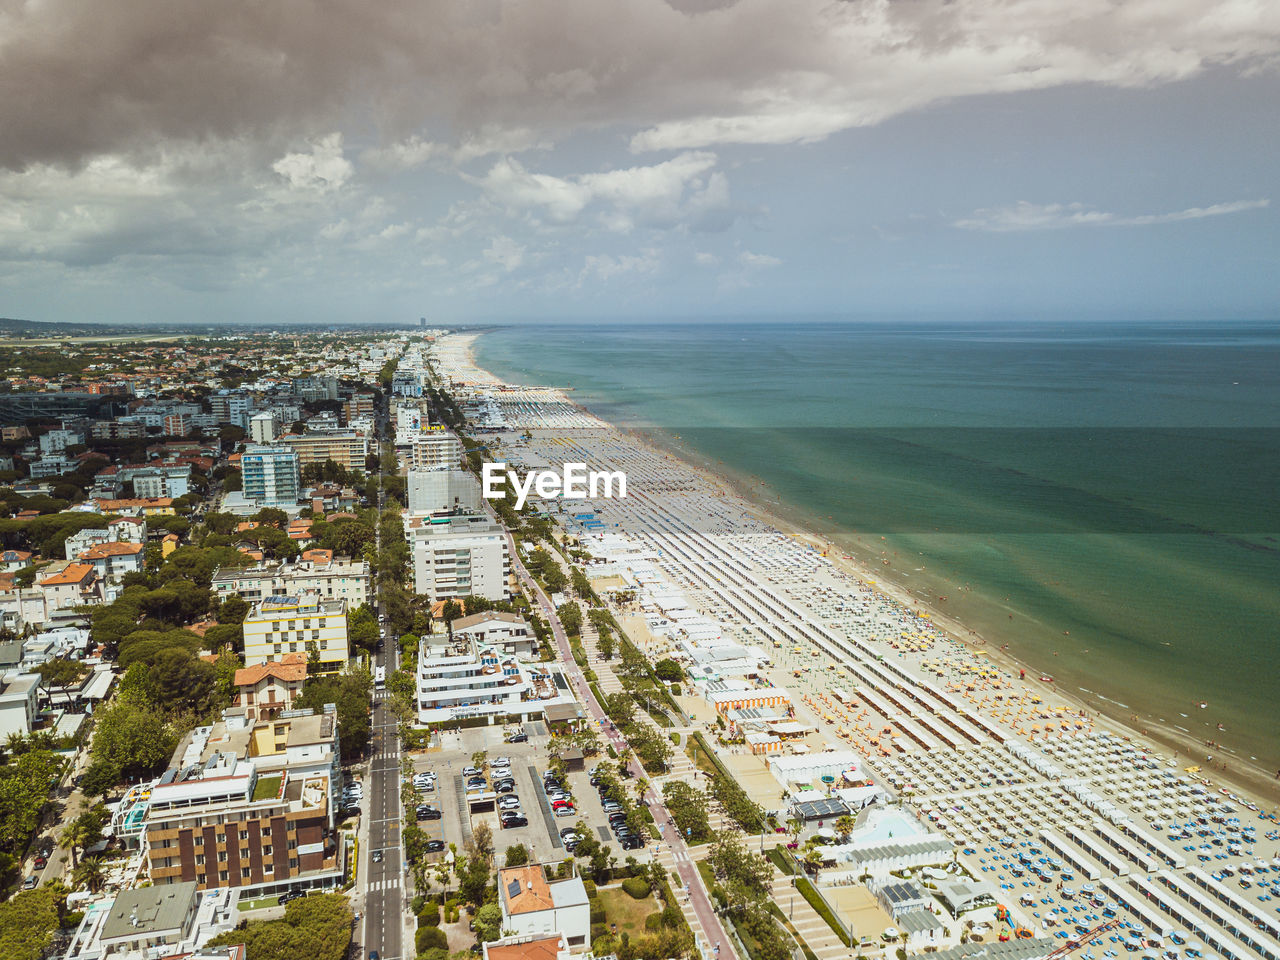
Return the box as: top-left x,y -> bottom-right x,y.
406,720 -> 655,866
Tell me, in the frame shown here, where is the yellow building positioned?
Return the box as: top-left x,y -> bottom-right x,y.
279,431 -> 369,471
242,596 -> 349,671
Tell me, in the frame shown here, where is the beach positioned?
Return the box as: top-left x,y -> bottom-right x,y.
437,326 -> 1280,953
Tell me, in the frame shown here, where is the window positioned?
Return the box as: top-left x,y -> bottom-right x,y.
239,830 -> 249,841
218,850 -> 227,862
263,845 -> 272,857
195,854 -> 205,866
242,867 -> 252,879
312,630 -> 320,640
219,870 -> 228,882
289,858 -> 298,870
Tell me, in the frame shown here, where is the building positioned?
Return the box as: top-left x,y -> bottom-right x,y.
77,541 -> 145,581
130,465 -> 192,498
134,708 -> 344,895
496,864 -> 591,948
39,426 -> 86,456
483,934 -> 569,960
97,882 -> 201,956
249,412 -> 279,444
62,883 -> 239,960
279,430 -> 369,472
242,596 -> 348,670
63,516 -> 146,560
38,562 -> 99,610
0,549 -> 33,572
406,468 -> 482,515
233,653 -> 309,720
406,514 -> 510,603
343,394 -> 375,425
211,553 -> 370,608
0,672 -> 40,738
407,431 -> 463,471
448,611 -> 536,657
415,634 -> 571,725
240,444 -> 301,509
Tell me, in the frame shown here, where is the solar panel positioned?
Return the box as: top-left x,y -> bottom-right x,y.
507,879 -> 522,900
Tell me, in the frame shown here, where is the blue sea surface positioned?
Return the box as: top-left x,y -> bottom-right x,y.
475,319 -> 1280,769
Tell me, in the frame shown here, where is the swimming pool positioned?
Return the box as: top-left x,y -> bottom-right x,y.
848,808 -> 926,847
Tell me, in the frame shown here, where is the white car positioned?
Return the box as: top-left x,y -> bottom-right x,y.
499,796 -> 521,809
492,757 -> 512,766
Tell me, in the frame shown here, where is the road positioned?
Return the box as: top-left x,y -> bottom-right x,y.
363,405 -> 405,960
503,529 -> 736,960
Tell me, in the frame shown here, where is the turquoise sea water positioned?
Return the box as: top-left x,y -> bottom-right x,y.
474,320 -> 1280,770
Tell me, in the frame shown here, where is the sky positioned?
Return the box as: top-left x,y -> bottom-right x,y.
1,0 -> 1278,325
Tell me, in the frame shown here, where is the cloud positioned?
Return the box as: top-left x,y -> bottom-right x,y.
738,250 -> 781,268
954,198 -> 1271,232
3,0 -> 1277,173
484,235 -> 526,272
470,151 -> 730,231
272,134 -> 353,192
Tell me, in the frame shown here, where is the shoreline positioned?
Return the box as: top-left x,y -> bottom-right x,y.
457,330 -> 1280,815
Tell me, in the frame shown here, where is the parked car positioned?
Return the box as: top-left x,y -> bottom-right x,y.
499,796 -> 521,810
417,806 -> 442,821
500,814 -> 528,828
426,840 -> 445,853
372,850 -> 383,863
554,806 -> 576,818
620,835 -> 645,850
506,732 -> 528,744
462,766 -> 481,777
23,876 -> 37,890
33,855 -> 47,869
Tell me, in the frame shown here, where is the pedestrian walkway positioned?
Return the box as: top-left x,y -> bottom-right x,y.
765,865 -> 862,960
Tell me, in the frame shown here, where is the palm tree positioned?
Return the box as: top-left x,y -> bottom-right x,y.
834,815 -> 855,843
60,818 -> 89,869
73,856 -> 107,894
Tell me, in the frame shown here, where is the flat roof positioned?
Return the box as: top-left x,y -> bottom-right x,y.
100,881 -> 197,941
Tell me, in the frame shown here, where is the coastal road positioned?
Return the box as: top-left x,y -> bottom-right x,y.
504,529 -> 735,960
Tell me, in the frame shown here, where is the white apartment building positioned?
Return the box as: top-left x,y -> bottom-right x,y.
415,635 -> 570,725
406,468 -> 482,515
240,444 -> 301,509
406,514 -> 510,603
0,672 -> 40,739
448,611 -> 536,657
497,865 -> 591,948
249,411 -> 280,444
211,554 -> 370,608
242,596 -> 349,670
407,431 -> 464,471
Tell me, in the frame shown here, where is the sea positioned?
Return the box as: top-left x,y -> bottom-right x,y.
474,319 -> 1280,772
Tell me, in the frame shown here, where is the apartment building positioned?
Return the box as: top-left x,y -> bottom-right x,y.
0,672 -> 40,739
242,596 -> 348,670
406,468 -> 482,515
233,653 -> 308,720
406,514 -> 510,603
249,412 -> 279,444
415,634 -> 570,725
211,553 -> 370,607
343,394 -> 375,425
448,611 -> 536,657
240,444 -> 301,509
407,431 -> 464,471
139,708 -> 343,895
279,430 -> 369,472
496,865 -> 591,947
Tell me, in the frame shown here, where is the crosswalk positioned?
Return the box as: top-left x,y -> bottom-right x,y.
367,876 -> 401,892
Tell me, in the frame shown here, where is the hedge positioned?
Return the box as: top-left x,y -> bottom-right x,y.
621,876 -> 651,899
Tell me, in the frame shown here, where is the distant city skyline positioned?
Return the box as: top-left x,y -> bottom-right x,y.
1,1 -> 1277,325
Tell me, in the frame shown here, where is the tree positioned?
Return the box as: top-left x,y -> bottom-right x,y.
86,700 -> 177,787
215,595 -> 249,624
295,667 -> 373,763
206,892 -> 352,960
834,815 -> 855,843
473,902 -> 504,943
708,831 -> 773,912
504,843 -> 530,867
597,631 -> 616,660
60,807 -> 107,868
0,886 -> 61,960
556,601 -> 582,637
252,507 -> 288,528
662,781 -> 711,843
73,855 -> 107,893
653,659 -> 683,682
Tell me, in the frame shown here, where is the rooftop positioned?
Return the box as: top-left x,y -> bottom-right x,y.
39,562 -> 95,585
498,865 -> 554,915
100,881 -> 197,941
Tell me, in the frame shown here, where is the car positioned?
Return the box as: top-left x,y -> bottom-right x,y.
499,796 -> 521,809
22,876 -> 37,890
500,815 -> 528,828
552,798 -> 573,809
417,806 -> 442,821
560,827 -> 579,839
602,802 -> 623,813
466,776 -> 487,786
620,835 -> 645,850
493,776 -> 515,788
343,806 -> 361,818
554,806 -> 576,818
493,757 -> 511,766
506,732 -> 528,744
608,812 -> 628,824
372,850 -> 383,863
496,782 -> 515,794
426,840 -> 446,853
370,952 -> 379,960
33,855 -> 47,869
462,766 -> 481,777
